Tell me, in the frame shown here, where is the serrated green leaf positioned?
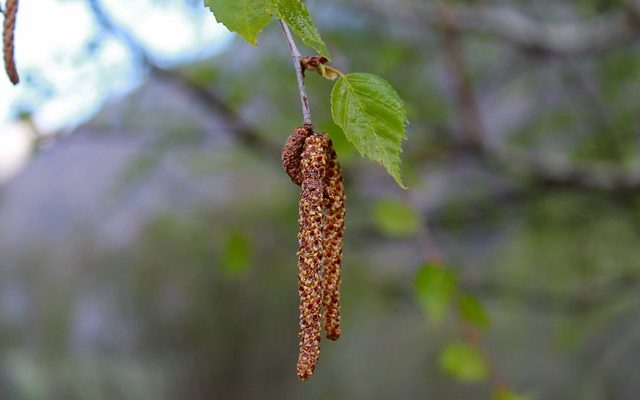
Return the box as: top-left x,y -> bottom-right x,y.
458,294 -> 490,329
271,0 -> 330,58
222,232 -> 252,277
439,342 -> 489,383
331,73 -> 408,188
204,0 -> 271,45
415,264 -> 457,324
373,199 -> 419,237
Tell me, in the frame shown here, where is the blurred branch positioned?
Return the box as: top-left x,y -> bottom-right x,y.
482,143 -> 640,192
461,273 -> 640,315
151,68 -> 278,156
87,0 -> 276,158
357,0 -> 640,55
436,2 -> 484,147
419,137 -> 640,193
87,0 -> 153,67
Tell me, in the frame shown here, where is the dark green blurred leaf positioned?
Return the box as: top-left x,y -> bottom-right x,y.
373,199 -> 419,237
222,232 -> 252,277
458,294 -> 490,330
494,388 -> 534,400
415,264 -> 457,323
181,65 -> 219,86
439,342 -> 489,383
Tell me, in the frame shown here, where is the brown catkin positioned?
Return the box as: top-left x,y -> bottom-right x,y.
296,134 -> 328,381
322,139 -> 345,340
282,125 -> 313,186
3,0 -> 19,85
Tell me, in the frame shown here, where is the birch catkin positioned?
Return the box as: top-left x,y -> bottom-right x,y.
3,0 -> 19,85
296,134 -> 328,380
323,139 -> 345,340
283,127 -> 347,380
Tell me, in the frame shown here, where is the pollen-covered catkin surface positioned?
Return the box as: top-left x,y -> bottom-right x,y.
296,134 -> 328,381
282,125 -> 313,186
3,0 -> 19,85
323,139 -> 345,340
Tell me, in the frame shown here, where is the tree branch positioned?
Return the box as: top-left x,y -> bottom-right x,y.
87,0 -> 276,158
87,0 -> 153,67
436,2 -> 484,148
151,68 -> 277,157
356,0 -> 640,55
279,20 -> 313,127
481,142 -> 640,192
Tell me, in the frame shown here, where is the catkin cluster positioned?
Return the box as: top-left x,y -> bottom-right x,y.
3,0 -> 19,85
282,125 -> 346,380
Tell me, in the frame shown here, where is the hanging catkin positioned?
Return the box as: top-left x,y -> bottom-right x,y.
322,139 -> 345,340
3,0 -> 19,85
283,127 -> 347,380
296,134 -> 328,380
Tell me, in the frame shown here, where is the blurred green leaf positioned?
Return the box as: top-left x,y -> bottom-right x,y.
331,73 -> 408,188
373,199 -> 419,237
181,65 -> 219,86
494,388 -> 534,400
222,232 -> 252,277
415,264 -> 457,323
204,0 -> 272,45
458,294 -> 490,330
271,0 -> 330,58
439,342 -> 489,383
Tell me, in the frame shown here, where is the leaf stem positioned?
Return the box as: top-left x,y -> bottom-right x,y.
279,19 -> 313,127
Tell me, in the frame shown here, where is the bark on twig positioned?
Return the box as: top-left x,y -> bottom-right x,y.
279,20 -> 313,126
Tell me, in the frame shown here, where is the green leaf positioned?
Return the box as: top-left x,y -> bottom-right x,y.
439,342 -> 489,383
415,264 -> 457,324
373,199 -> 419,237
458,294 -> 490,330
222,232 -> 252,277
204,0 -> 272,45
331,73 -> 408,188
271,0 -> 330,59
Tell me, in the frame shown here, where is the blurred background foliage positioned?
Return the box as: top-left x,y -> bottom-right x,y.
0,0 -> 640,399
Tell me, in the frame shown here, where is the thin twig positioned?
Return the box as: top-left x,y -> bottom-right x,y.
279,20 -> 313,126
